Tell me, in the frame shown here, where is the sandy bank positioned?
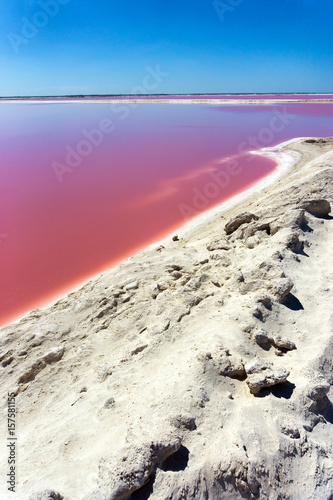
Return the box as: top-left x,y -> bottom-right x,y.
0,137 -> 332,500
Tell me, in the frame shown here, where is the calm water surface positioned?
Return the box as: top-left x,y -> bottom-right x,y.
0,102 -> 333,325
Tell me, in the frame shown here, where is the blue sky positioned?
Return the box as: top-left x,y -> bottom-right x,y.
0,0 -> 332,96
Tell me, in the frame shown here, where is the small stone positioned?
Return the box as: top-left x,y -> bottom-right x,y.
269,335 -> 296,351
125,281 -> 138,291
246,235 -> 261,249
172,235 -> 179,241
245,359 -> 290,394
103,397 -> 115,409
43,347 -> 65,364
96,306 -> 114,319
307,378 -> 330,401
96,366 -> 113,382
186,278 -> 201,290
1,350 -> 14,367
30,333 -> 45,347
256,295 -> 273,309
252,307 -> 263,320
236,271 -> 244,283
166,264 -> 182,271
253,330 -> 269,346
171,270 -> 182,279
227,392 -> 233,400
208,348 -> 245,379
151,286 -> 160,299
121,293 -> 132,303
268,277 -> 294,302
130,344 -> 148,356
225,212 -> 259,235
198,258 -> 209,265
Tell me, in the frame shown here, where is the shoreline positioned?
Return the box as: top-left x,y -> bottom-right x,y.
0,136 -> 332,499
0,137 -> 304,330
1,98 -> 333,105
161,138 -> 303,242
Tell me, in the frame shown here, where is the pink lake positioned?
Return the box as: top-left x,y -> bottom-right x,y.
0,101 -> 333,326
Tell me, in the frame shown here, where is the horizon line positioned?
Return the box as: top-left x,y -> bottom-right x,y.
1,92 -> 333,100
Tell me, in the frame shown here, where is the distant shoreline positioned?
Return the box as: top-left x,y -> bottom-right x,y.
1,93 -> 333,105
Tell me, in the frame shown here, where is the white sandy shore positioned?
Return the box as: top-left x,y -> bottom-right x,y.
0,137 -> 332,500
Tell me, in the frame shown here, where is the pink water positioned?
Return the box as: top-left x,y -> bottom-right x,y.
0,102 -> 333,326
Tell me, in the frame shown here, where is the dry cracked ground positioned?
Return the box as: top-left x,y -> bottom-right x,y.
0,138 -> 333,500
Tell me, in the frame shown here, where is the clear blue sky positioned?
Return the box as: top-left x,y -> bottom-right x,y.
1,0 -> 332,96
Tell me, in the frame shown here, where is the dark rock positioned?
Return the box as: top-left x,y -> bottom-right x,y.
253,330 -> 269,346
131,344 -> 148,356
171,271 -> 182,279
